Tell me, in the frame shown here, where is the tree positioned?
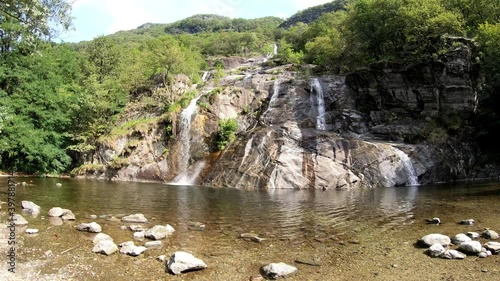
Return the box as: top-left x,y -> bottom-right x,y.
0,0 -> 72,55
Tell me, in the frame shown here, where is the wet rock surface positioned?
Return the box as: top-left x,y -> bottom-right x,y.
166,251 -> 207,275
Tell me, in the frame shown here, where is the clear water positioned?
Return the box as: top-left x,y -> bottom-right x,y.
2,177 -> 500,280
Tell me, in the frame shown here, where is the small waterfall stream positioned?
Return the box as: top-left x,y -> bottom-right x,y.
201,71 -> 209,82
273,44 -> 278,56
172,95 -> 202,185
262,79 -> 281,122
392,147 -> 419,186
310,78 -> 327,130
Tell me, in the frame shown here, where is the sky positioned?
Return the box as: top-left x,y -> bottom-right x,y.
58,0 -> 332,42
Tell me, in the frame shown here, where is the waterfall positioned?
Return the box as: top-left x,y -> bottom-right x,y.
201,71 -> 209,82
171,161 -> 206,186
310,78 -> 327,130
392,147 -> 419,186
273,44 -> 278,55
173,95 -> 202,185
262,79 -> 281,122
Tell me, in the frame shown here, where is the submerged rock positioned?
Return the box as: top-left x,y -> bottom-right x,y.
21,201 -> 41,215
48,216 -> 63,226
188,222 -> 206,231
240,233 -> 266,243
55,183 -> 62,187
121,214 -> 148,223
12,214 -> 28,225
92,240 -> 118,255
48,207 -> 64,217
418,234 -> 451,247
167,251 -> 207,275
129,225 -> 148,232
260,262 -> 297,280
76,222 -> 102,233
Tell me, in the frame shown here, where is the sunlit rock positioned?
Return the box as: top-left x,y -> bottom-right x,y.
12,214 -> 28,225
260,262 -> 297,279
61,209 -> 76,221
145,225 -> 175,240
426,243 -> 445,258
466,232 -> 480,239
76,222 -> 102,233
482,229 -> 499,240
21,201 -> 41,215
92,240 -> 118,255
167,251 -> 207,275
93,233 -> 113,244
457,241 -> 482,254
459,219 -> 475,225
48,207 -> 64,217
145,241 -> 162,248
484,241 -> 500,254
25,228 -> 39,234
440,249 -> 466,259
418,234 -> 450,247
451,233 -> 471,245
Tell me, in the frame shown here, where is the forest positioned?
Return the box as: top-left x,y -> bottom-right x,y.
1,0 -> 500,174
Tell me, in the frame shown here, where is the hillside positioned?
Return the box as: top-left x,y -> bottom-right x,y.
278,0 -> 347,29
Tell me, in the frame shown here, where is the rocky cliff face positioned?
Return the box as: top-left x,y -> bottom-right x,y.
85,46 -> 486,188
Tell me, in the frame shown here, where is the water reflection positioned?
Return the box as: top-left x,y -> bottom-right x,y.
2,178 -> 499,240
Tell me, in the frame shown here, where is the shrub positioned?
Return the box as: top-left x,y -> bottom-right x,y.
216,118 -> 239,151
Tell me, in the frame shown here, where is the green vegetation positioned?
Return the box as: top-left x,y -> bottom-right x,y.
216,118 -> 239,151
2,0 -> 500,173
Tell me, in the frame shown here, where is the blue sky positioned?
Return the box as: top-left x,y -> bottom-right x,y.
58,0 -> 331,42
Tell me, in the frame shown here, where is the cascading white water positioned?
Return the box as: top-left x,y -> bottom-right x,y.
262,79 -> 281,122
201,71 -> 209,82
172,161 -> 206,186
310,78 -> 327,130
392,148 -> 419,186
173,95 -> 202,185
273,44 -> 278,55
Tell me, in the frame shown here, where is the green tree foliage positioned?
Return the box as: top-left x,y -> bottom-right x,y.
475,23 -> 500,84
442,0 -> 500,33
0,43 -> 80,173
0,0 -> 72,54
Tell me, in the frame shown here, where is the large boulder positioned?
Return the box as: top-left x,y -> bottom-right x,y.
451,233 -> 471,245
482,229 -> 499,240
93,233 -> 113,244
484,241 -> 500,254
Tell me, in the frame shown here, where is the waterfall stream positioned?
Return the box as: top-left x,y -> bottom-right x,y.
201,71 -> 209,82
392,147 -> 419,186
262,79 -> 281,123
172,95 -> 202,185
310,78 -> 327,130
